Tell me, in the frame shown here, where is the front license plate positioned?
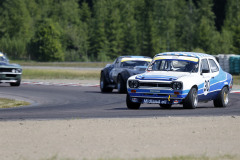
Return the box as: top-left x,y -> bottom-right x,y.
143,99 -> 167,104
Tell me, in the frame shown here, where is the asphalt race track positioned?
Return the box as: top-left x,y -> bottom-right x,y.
0,83 -> 240,120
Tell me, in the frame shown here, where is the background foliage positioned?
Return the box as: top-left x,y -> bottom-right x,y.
0,0 -> 240,62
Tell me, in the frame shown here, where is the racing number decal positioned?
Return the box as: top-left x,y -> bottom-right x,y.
203,80 -> 210,95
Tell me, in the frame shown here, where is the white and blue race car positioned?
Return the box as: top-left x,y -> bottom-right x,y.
126,52 -> 233,109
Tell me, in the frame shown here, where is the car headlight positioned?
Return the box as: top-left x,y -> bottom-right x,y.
13,68 -> 22,73
171,82 -> 183,90
16,68 -> 22,73
128,80 -> 139,88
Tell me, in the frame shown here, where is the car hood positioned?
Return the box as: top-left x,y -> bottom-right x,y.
135,71 -> 191,81
127,66 -> 147,74
0,62 -> 21,68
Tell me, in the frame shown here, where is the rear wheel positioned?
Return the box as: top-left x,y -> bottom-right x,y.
117,75 -> 126,93
183,87 -> 198,109
213,86 -> 229,108
100,72 -> 113,93
159,104 -> 172,109
126,94 -> 140,109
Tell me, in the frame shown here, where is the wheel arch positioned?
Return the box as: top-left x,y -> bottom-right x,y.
118,70 -> 130,82
191,85 -> 198,90
222,84 -> 230,91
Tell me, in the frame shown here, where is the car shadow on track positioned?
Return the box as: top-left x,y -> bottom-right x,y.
110,105 -> 215,110
85,91 -> 122,94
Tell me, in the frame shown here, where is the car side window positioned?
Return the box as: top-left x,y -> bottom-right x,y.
201,59 -> 210,73
209,59 -> 219,72
160,60 -> 167,70
115,58 -> 120,68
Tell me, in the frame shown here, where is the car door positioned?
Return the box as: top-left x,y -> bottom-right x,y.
199,58 -> 214,100
208,58 -> 220,98
110,58 -> 121,83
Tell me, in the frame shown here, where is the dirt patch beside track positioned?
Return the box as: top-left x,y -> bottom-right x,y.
0,116 -> 239,160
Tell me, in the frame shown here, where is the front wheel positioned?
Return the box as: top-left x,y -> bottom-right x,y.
213,86 -> 229,108
183,87 -> 198,109
10,80 -> 21,87
117,75 -> 126,93
126,94 -> 140,109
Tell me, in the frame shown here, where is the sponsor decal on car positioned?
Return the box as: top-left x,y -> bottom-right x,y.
143,99 -> 168,104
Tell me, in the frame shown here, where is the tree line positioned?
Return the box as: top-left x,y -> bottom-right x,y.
0,0 -> 240,62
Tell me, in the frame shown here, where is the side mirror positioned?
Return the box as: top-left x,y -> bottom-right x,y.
147,65 -> 153,71
201,69 -> 209,75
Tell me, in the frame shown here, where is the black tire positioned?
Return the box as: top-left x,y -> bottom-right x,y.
100,72 -> 113,93
10,80 -> 21,87
213,86 -> 229,108
183,87 -> 198,109
117,75 -> 126,93
159,104 -> 172,109
126,94 -> 140,109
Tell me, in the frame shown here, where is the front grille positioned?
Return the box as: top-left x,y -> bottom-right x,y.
143,93 -> 169,97
6,74 -> 17,77
139,82 -> 171,88
0,68 -> 13,72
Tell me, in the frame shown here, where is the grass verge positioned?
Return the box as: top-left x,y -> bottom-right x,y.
22,69 -> 100,80
11,60 -> 109,68
233,75 -> 240,85
23,69 -> 240,85
0,98 -> 30,109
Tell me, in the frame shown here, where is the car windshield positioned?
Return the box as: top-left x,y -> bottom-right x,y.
0,56 -> 8,63
120,60 -> 150,68
148,59 -> 199,73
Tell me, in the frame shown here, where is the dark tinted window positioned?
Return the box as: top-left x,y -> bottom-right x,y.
120,61 -> 149,68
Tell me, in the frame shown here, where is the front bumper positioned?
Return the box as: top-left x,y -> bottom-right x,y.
130,97 -> 183,104
128,88 -> 188,104
0,73 -> 21,83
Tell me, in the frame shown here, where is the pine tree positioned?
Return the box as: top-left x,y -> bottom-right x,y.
0,0 -> 31,58
177,0 -> 197,51
195,0 -> 218,54
152,0 -> 180,53
29,19 -> 64,61
79,2 -> 92,61
90,0 -> 109,61
223,0 -> 240,54
106,6 -> 124,59
135,0 -> 154,56
121,0 -> 137,55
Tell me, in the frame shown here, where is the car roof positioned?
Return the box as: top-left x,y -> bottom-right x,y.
119,55 -> 151,59
155,52 -> 215,59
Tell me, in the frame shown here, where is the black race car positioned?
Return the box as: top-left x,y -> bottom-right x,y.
100,56 -> 152,93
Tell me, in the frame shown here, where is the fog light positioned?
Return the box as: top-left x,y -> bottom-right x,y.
131,90 -> 136,93
132,98 -> 138,102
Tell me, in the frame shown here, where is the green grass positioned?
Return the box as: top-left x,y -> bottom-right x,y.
0,98 -> 30,109
11,60 -> 109,68
22,68 -> 240,84
233,75 -> 240,85
22,68 -> 100,80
